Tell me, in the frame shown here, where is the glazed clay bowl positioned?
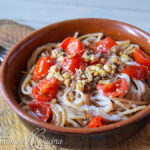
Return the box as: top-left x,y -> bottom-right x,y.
1,18 -> 150,148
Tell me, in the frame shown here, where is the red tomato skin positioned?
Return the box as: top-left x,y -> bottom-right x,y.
32,78 -> 57,102
28,101 -> 52,122
33,56 -> 55,81
60,55 -> 85,73
91,37 -> 117,54
134,48 -> 150,67
61,37 -> 72,49
61,37 -> 85,56
38,78 -> 57,94
66,37 -> 85,56
96,78 -> 127,98
122,65 -> 148,80
88,116 -> 108,128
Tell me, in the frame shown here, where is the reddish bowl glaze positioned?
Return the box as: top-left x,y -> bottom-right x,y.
1,18 -> 150,148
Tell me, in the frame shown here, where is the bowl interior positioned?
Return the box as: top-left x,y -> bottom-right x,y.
1,18 -> 150,133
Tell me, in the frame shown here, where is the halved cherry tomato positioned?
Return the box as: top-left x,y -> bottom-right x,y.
60,55 -> 85,73
96,78 -> 127,97
32,78 -> 57,102
61,37 -> 85,56
61,37 -> 72,49
134,48 -> 150,67
122,65 -> 148,80
28,101 -> 52,122
33,56 -> 55,81
91,37 -> 117,54
88,116 -> 108,128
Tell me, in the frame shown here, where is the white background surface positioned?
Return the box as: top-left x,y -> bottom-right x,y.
0,0 -> 150,33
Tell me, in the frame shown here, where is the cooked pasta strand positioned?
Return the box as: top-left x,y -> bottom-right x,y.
20,32 -> 150,128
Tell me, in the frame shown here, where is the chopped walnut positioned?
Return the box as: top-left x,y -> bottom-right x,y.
76,80 -> 85,92
103,63 -> 112,73
64,79 -> 70,87
63,72 -> 71,79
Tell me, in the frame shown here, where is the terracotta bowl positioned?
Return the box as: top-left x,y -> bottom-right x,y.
1,18 -> 150,148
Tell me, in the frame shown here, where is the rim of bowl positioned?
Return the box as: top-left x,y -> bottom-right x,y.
1,18 -> 150,134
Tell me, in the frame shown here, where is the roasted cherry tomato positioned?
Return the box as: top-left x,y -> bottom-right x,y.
122,65 -> 148,80
91,37 -> 117,54
61,37 -> 72,49
32,78 -> 57,102
33,56 -> 55,81
28,101 -> 52,122
134,48 -> 150,67
61,37 -> 85,56
88,116 -> 108,128
60,55 -> 85,73
96,78 -> 127,97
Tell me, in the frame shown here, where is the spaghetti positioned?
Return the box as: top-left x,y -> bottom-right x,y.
19,32 -> 150,128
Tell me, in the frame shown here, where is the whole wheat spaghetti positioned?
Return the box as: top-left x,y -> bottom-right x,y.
19,32 -> 150,128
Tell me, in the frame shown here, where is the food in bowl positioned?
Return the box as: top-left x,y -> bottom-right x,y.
19,32 -> 150,128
